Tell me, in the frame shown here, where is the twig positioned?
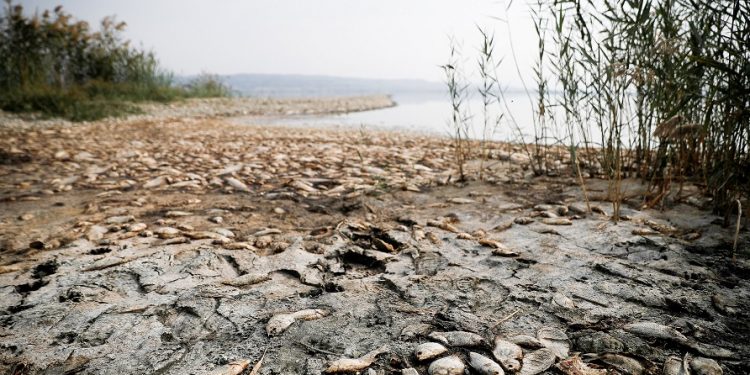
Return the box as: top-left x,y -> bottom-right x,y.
574,151 -> 592,213
492,308 -> 522,328
733,199 -> 742,263
296,339 -> 342,356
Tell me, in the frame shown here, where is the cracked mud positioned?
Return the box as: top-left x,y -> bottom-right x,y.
1,98 -> 748,374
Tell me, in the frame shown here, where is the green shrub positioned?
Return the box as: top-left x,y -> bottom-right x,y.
0,1 -> 227,121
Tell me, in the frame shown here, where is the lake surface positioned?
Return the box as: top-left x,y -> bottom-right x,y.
224,74 -> 610,145
235,90 -> 555,142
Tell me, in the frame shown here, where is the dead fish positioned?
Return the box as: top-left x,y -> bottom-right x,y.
412,227 -> 426,241
469,352 -> 505,375
623,322 -> 689,344
557,355 -> 606,375
222,242 -> 257,251
428,331 -> 485,347
212,228 -> 235,238
632,228 -> 660,236
537,327 -> 570,359
426,232 -> 441,244
689,357 -> 722,375
493,221 -> 513,232
663,355 -> 690,375
645,219 -> 677,234
221,273 -> 270,287
266,309 -> 330,336
126,222 -> 147,232
478,238 -> 504,249
252,228 -> 283,236
214,359 -> 250,375
534,227 -> 561,235
164,210 -> 191,218
492,246 -> 519,257
591,206 -> 606,215
456,232 -> 473,240
590,353 -> 646,375
185,231 -> 225,240
143,176 -> 166,189
514,217 -> 534,225
105,215 -> 134,224
325,345 -> 388,373
552,292 -> 576,309
448,197 -> 475,204
162,236 -> 190,245
520,348 -> 556,375
492,337 -> 523,372
373,238 -> 395,253
225,177 -> 250,192
155,227 -> 181,239
428,356 -> 465,375
542,218 -> 572,225
507,335 -> 544,349
429,220 -> 460,233
687,343 -> 734,359
414,342 -> 448,361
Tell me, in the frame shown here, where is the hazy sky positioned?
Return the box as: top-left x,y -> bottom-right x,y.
17,0 -> 539,83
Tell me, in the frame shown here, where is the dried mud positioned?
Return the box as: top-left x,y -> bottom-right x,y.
0,98 -> 748,375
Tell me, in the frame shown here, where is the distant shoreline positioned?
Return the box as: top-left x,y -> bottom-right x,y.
0,95 -> 397,129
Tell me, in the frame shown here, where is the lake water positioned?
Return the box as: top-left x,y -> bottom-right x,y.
235,90 -> 560,143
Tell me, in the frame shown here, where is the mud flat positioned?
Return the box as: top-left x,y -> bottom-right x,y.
0,98 -> 748,374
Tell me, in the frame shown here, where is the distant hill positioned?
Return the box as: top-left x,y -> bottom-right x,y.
178,73 -> 446,98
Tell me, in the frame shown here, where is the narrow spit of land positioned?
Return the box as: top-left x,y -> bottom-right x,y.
0,96 -> 747,375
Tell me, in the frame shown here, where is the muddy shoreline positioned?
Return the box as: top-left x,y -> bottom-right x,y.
0,98 -> 748,374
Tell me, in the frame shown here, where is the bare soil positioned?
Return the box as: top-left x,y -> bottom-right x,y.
0,98 -> 748,374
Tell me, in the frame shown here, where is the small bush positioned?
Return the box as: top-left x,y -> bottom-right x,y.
0,1 -> 227,121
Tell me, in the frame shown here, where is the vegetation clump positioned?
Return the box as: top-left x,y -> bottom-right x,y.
0,1 -> 229,121
449,0 -> 748,217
